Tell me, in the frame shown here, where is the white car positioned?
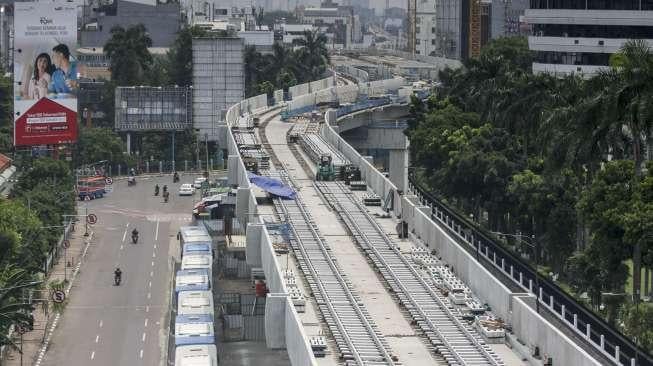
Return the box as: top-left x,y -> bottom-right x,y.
193,177 -> 207,189
179,184 -> 195,196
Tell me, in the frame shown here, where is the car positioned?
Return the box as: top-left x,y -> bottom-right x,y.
179,184 -> 195,196
193,177 -> 207,189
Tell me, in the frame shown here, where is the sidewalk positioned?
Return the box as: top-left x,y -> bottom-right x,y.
2,227 -> 94,366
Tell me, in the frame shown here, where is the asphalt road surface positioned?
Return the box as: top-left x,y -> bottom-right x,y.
42,174 -> 201,366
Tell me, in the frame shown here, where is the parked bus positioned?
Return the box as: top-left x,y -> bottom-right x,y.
175,269 -> 210,293
174,314 -> 215,346
182,243 -> 213,259
177,291 -> 214,316
181,254 -> 213,279
178,226 -> 212,246
175,344 -> 218,366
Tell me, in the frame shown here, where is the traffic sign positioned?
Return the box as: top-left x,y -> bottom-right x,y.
63,240 -> 70,249
86,214 -> 98,225
105,177 -> 113,185
51,290 -> 65,303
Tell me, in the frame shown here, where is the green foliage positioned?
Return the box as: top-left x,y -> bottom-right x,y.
621,303 -> 653,351
0,73 -> 12,153
0,265 -> 38,349
166,26 -> 208,86
104,24 -> 153,85
77,127 -> 129,166
410,36 -> 653,347
244,36 -> 330,97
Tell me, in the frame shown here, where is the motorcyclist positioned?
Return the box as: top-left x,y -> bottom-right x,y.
163,190 -> 170,203
154,184 -> 160,196
114,267 -> 122,285
131,228 -> 139,243
163,185 -> 168,193
173,172 -> 180,183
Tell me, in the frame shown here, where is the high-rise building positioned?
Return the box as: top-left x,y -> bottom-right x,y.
526,0 -> 653,76
414,0 -> 437,56
192,37 -> 244,142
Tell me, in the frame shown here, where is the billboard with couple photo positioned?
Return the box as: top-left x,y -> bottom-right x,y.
13,1 -> 80,147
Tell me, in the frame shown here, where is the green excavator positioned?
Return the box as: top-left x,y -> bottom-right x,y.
315,154 -> 335,181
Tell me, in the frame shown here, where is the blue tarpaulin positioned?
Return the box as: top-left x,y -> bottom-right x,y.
248,173 -> 297,199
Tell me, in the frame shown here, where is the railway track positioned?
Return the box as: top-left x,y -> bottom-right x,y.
315,181 -> 505,366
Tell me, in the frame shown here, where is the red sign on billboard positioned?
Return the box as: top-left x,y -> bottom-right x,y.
14,98 -> 77,146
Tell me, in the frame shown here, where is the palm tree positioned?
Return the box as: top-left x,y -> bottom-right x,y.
104,24 -> 153,85
265,43 -> 298,89
601,40 -> 653,302
294,30 -> 330,80
0,265 -> 39,350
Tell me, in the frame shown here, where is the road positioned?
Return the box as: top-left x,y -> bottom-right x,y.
42,174 -> 200,366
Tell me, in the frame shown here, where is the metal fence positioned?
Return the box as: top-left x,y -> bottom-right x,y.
106,159 -> 227,177
408,172 -> 653,366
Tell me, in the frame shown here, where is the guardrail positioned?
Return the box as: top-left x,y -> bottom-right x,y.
408,172 -> 651,366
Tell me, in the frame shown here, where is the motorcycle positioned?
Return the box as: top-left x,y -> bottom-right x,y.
114,273 -> 121,286
154,186 -> 160,196
132,233 -> 139,244
127,176 -> 136,186
173,173 -> 180,183
163,191 -> 170,203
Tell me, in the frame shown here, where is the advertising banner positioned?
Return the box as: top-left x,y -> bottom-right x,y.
13,1 -> 79,146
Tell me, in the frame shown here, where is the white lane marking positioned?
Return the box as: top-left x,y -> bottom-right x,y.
148,281 -> 152,288
145,306 -> 150,313
95,335 -> 99,343
142,332 -> 147,342
99,320 -> 103,328
122,229 -> 127,242
151,261 -> 154,266
144,318 -> 148,327
91,351 -> 95,360
153,244 -> 157,250
155,219 -> 159,241
126,223 -> 129,228
150,271 -> 153,277
120,244 -> 123,250
147,292 -> 151,299
139,349 -> 143,359
152,252 -> 156,258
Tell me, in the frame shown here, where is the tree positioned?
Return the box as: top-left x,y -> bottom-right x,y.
104,24 -> 153,85
0,199 -> 49,272
0,265 -> 38,350
294,30 -> 329,80
166,26 -> 208,86
595,40 -> 653,301
621,303 -> 653,352
77,127 -> 128,166
257,81 -> 275,98
0,73 -> 12,153
244,46 -> 265,97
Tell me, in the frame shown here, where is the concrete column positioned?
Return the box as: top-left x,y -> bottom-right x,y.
228,155 -> 240,186
615,346 -> 619,360
246,223 -> 264,267
540,287 -> 543,301
126,133 -> 132,155
265,294 -> 287,349
586,324 -> 591,339
600,334 -> 604,349
561,305 -> 565,319
573,313 -> 577,327
236,188 -> 251,226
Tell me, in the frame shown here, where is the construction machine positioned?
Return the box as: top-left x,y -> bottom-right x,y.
315,154 -> 335,181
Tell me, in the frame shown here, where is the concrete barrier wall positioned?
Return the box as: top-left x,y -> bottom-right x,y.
402,198 -> 512,321
259,224 -> 287,294
274,89 -> 284,103
226,95 -> 316,366
512,296 -> 602,366
285,297 -> 317,365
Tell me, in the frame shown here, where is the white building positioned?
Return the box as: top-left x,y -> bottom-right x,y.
415,0 -> 437,56
526,1 -> 653,76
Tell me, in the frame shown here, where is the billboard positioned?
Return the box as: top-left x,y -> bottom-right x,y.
13,2 -> 79,147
